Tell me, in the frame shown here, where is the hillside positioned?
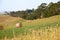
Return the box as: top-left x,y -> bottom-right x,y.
0,15 -> 23,22
0,15 -> 60,29
23,15 -> 60,27
0,15 -> 24,29
0,15 -> 60,40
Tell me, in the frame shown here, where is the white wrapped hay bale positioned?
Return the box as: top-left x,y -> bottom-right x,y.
16,22 -> 22,28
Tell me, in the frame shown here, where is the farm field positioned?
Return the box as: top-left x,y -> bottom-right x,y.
0,15 -> 60,40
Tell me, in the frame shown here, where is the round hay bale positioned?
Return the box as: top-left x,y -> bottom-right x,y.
16,22 -> 22,28
0,25 -> 4,30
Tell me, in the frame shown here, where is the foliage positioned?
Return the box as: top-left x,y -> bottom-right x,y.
6,1 -> 60,20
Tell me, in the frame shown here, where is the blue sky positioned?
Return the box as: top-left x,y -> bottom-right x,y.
0,0 -> 60,12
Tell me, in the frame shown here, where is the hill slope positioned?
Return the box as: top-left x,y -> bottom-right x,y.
0,15 -> 60,29
0,15 -> 60,40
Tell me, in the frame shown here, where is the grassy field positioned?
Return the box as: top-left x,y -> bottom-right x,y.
0,15 -> 60,40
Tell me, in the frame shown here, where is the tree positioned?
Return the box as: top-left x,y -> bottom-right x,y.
9,11 -> 17,17
16,11 -> 27,19
34,3 -> 47,18
46,1 -> 60,16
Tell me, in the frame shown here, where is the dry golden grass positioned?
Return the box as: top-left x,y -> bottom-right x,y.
23,15 -> 60,26
0,15 -> 24,29
0,15 -> 59,29
1,27 -> 60,40
0,15 -> 23,23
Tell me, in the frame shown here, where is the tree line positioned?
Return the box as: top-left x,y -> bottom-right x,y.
6,1 -> 60,20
